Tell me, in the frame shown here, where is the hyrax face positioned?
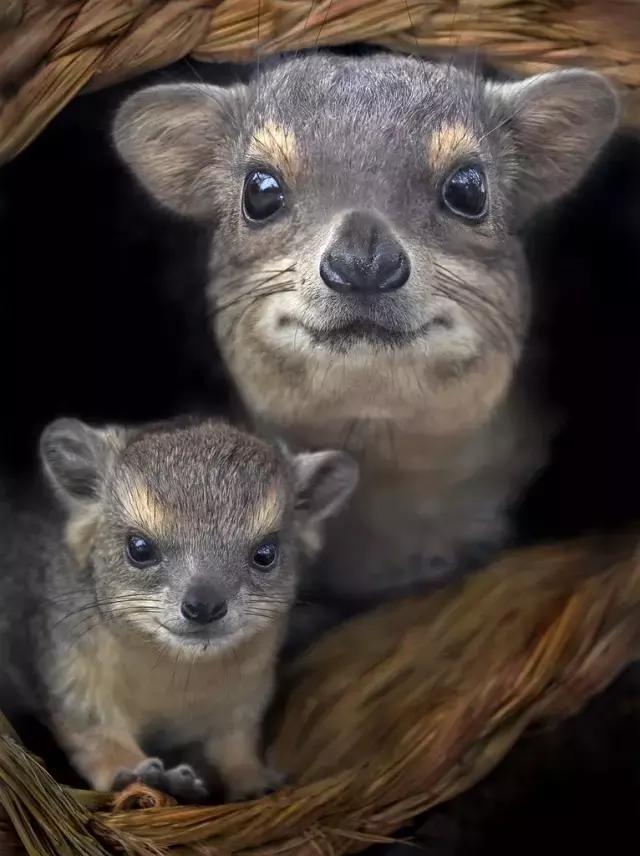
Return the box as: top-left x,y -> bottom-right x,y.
40,418 -> 357,654
114,53 -> 618,440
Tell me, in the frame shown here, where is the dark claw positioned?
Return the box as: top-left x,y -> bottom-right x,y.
111,768 -> 137,791
136,757 -> 166,790
111,757 -> 208,804
164,764 -> 209,803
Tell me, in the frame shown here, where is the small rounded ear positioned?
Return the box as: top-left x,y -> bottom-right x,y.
293,450 -> 359,522
485,69 -> 619,214
39,418 -> 126,505
112,82 -> 246,218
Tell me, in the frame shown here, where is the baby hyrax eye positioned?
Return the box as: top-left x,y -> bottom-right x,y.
242,170 -> 285,222
442,165 -> 487,220
251,535 -> 280,571
126,533 -> 159,568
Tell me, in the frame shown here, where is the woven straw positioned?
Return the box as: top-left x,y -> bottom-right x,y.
2,0 -> 640,164
1,530 -> 639,855
3,2 -> 640,853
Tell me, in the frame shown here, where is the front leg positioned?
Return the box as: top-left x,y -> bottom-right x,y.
53,720 -> 207,802
205,722 -> 284,802
53,719 -> 146,792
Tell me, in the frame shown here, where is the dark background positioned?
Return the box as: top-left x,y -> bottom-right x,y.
2,51 -> 640,854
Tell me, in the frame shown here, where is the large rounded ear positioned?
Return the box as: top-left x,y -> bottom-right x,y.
112,82 -> 246,218
293,450 -> 359,523
485,69 -> 619,215
39,418 -> 126,506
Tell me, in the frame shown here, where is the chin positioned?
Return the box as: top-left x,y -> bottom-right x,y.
272,318 -> 488,385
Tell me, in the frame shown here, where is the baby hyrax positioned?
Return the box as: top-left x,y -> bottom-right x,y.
113,52 -> 619,603
0,417 -> 357,801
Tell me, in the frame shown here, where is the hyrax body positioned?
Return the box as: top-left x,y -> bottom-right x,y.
114,52 -> 619,605
0,418 -> 356,800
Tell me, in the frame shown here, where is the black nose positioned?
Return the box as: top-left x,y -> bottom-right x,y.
181,597 -> 228,625
320,212 -> 410,295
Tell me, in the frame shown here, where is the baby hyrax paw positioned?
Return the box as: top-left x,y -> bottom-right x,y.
226,765 -> 287,802
112,758 -> 208,804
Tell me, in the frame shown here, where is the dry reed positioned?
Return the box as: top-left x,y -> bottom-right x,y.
1,1 -> 640,164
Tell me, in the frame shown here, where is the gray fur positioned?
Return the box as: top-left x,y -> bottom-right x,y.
113,53 -> 618,604
0,417 -> 356,799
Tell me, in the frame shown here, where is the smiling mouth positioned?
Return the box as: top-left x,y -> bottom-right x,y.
159,623 -> 225,642
295,317 -> 449,350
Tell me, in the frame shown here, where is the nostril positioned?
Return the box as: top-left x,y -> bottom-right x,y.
320,254 -> 351,291
380,250 -> 410,291
181,598 -> 228,624
181,599 -> 207,623
209,601 -> 228,620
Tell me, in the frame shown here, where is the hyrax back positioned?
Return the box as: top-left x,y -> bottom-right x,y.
113,52 -> 618,602
0,417 -> 357,801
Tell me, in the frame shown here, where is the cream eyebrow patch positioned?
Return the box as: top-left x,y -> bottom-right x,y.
427,123 -> 479,172
248,121 -> 299,177
118,481 -> 168,531
249,483 -> 283,537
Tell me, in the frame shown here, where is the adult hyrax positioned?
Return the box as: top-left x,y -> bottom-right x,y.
113,51 -> 619,604
0,417 -> 357,800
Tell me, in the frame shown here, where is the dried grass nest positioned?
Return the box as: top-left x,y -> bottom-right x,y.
3,1 -> 640,854
2,0 -> 640,164
1,530 -> 639,855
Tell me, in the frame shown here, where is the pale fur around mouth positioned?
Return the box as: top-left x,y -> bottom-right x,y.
279,314 -> 452,351
156,614 -> 275,652
155,621 -> 234,649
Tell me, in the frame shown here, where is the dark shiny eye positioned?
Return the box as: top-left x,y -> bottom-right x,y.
442,165 -> 487,220
251,536 -> 279,570
126,534 -> 158,567
242,170 -> 285,222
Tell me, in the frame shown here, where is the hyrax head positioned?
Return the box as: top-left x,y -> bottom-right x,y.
114,52 -> 618,437
40,418 -> 357,652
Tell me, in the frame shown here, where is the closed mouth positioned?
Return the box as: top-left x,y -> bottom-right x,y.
159,623 -> 225,642
298,317 -> 449,350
